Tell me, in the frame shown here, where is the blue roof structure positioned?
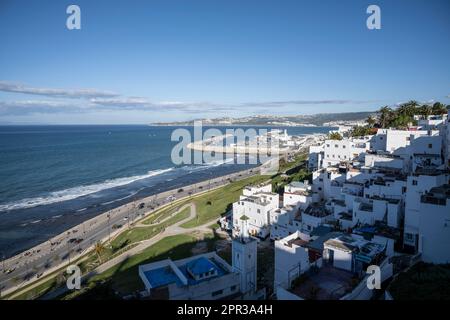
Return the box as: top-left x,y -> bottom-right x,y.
186,257 -> 217,276
143,257 -> 228,289
143,266 -> 183,288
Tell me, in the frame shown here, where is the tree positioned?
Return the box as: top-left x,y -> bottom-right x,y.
431,102 -> 447,115
397,101 -> 418,117
366,115 -> 376,128
351,126 -> 372,137
94,241 -> 105,264
378,106 -> 393,128
418,104 -> 433,117
328,132 -> 343,140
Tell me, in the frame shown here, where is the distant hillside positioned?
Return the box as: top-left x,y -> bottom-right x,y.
153,111 -> 374,127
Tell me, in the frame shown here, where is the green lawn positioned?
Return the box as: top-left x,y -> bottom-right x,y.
141,202 -> 186,225
110,207 -> 190,250
61,233 -> 203,299
10,275 -> 60,300
180,174 -> 270,228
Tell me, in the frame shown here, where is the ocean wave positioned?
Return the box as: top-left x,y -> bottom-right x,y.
0,168 -> 174,212
100,187 -> 146,206
181,157 -> 236,172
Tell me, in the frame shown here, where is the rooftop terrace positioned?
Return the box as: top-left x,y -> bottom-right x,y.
304,203 -> 332,218
289,265 -> 356,300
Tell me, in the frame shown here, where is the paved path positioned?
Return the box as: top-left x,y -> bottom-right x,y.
40,201 -> 220,300
0,167 -> 257,298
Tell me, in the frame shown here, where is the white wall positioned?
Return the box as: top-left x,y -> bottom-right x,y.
274,233 -> 311,290
419,199 -> 450,264
404,174 -> 449,247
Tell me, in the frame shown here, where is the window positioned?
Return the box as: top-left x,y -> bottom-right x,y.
326,144 -> 330,148
318,187 -> 322,191
335,144 -> 338,148
428,144 -> 432,149
402,186 -> 407,193
405,233 -> 414,241
343,145 -> 346,149
257,209 -> 260,213
412,180 -> 418,186
230,285 -> 237,292
212,289 -> 224,297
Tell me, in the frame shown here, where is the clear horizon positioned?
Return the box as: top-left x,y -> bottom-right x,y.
1,0 -> 449,124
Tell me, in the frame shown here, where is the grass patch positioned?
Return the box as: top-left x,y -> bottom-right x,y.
141,202 -> 187,225
180,174 -> 270,228
61,233 -> 211,299
110,207 -> 190,250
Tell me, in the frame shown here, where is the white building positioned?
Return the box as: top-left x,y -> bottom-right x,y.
274,231 -> 320,291
322,138 -> 370,168
308,144 -> 324,171
418,184 -> 450,264
269,205 -> 302,240
139,217 -> 264,300
138,252 -> 241,300
403,170 -> 449,251
415,114 -> 448,131
323,234 -> 386,273
283,181 -> 314,209
275,231 -> 392,300
232,183 -> 279,238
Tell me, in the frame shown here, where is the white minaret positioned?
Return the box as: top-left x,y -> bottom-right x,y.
232,215 -> 257,296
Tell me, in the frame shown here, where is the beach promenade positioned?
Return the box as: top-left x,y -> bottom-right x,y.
0,133 -> 322,299
0,166 -> 258,298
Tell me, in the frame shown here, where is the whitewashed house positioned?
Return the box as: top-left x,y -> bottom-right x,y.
418,184 -> 450,264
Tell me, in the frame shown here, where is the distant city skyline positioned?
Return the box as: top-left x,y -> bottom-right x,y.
0,0 -> 449,124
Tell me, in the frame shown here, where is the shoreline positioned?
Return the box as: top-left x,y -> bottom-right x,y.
0,133 -> 324,297
0,165 -> 263,298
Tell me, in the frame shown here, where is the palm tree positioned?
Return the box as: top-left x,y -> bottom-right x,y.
378,106 -> 393,128
397,101 -> 417,117
366,115 -> 376,128
419,104 -> 432,117
431,102 -> 447,115
94,241 -> 105,264
328,132 -> 343,140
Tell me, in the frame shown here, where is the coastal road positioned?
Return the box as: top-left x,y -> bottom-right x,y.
0,167 -> 258,298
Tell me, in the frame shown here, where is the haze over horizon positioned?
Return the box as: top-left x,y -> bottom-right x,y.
1,0 -> 449,124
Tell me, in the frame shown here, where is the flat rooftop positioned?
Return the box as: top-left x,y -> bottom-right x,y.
304,203 -> 332,218
421,184 -> 450,205
286,237 -> 309,248
142,257 -> 228,289
290,265 -> 356,300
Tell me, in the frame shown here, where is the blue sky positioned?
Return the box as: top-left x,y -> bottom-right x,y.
0,0 -> 449,124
